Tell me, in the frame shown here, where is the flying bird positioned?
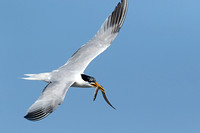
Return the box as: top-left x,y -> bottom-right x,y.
23,0 -> 128,121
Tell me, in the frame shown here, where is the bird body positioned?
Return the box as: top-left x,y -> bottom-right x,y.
24,0 -> 128,121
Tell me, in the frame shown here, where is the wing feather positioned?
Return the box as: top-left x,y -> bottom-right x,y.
58,0 -> 128,73
24,81 -> 74,121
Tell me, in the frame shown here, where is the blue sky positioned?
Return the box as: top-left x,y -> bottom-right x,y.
1,0 -> 200,132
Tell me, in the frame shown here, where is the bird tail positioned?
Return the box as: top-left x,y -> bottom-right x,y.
22,73 -> 51,82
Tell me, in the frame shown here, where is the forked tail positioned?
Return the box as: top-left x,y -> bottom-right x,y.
22,73 -> 51,82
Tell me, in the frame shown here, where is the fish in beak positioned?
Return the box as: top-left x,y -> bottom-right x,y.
91,82 -> 116,110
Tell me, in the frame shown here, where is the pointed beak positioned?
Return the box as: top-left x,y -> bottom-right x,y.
91,82 -> 116,110
91,82 -> 105,93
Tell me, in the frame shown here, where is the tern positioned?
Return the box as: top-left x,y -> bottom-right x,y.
23,0 -> 128,121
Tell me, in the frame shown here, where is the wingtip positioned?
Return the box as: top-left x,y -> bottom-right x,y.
24,114 -> 31,120
24,114 -> 32,121
24,114 -> 27,119
24,108 -> 52,121
24,112 -> 50,121
109,0 -> 128,33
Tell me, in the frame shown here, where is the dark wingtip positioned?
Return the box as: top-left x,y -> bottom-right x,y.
24,107 -> 53,121
24,115 -> 28,119
109,0 -> 128,33
24,112 -> 50,121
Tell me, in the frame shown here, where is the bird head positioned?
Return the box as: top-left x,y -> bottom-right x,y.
81,74 -> 116,109
81,74 -> 105,91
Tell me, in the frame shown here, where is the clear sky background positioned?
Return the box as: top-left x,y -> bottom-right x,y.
1,0 -> 200,133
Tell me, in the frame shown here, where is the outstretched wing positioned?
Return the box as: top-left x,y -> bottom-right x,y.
58,0 -> 128,73
24,81 -> 74,121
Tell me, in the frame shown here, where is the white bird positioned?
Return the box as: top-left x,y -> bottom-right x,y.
23,0 -> 128,121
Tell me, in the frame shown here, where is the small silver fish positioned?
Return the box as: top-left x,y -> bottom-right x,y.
93,86 -> 116,110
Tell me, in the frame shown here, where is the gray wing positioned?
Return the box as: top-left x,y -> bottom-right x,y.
58,0 -> 128,73
24,81 -> 74,121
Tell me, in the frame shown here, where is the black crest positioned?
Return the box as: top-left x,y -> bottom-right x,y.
81,74 -> 96,83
